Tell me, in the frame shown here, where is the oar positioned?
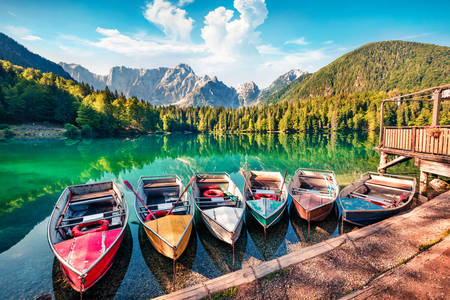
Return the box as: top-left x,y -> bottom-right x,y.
123,180 -> 156,220
167,177 -> 195,215
278,170 -> 288,201
240,169 -> 254,198
349,193 -> 390,208
56,192 -> 72,230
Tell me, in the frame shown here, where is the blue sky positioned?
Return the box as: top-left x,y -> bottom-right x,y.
1,0 -> 449,87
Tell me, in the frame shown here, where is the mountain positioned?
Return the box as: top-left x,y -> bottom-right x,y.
179,76 -> 240,107
236,69 -> 308,105
0,32 -> 72,79
60,62 -> 240,107
268,41 -> 450,102
236,81 -> 260,106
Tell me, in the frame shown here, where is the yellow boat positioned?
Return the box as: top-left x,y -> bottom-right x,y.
135,175 -> 193,260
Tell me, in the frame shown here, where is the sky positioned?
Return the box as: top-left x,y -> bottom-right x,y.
1,0 -> 449,87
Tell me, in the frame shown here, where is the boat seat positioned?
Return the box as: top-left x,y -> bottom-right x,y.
197,178 -> 229,184
366,179 -> 411,190
71,190 -> 115,202
61,209 -> 123,228
144,182 -> 179,189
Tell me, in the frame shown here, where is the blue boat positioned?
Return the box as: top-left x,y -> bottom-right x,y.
339,172 -> 416,226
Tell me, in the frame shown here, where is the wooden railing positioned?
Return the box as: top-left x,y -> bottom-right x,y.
382,126 -> 450,156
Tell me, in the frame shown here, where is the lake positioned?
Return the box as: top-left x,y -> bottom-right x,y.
0,132 -> 418,299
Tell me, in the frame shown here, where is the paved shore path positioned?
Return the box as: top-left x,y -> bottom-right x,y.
156,191 -> 450,300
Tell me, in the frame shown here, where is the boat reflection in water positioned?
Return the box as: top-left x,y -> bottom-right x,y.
195,214 -> 247,274
52,225 -> 132,300
289,202 -> 340,245
138,225 -> 197,294
246,209 -> 289,261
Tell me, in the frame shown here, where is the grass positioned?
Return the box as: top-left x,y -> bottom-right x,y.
262,268 -> 289,285
211,287 -> 238,299
418,229 -> 450,252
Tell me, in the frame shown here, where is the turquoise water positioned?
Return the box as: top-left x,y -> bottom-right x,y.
0,133 -> 418,299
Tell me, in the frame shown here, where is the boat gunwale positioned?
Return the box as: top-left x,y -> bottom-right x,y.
338,173 -> 417,216
244,170 -> 289,222
193,172 -> 245,240
288,168 -> 339,214
47,181 -> 129,280
135,176 -> 194,250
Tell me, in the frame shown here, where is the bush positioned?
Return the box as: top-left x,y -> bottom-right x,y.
81,124 -> 93,138
0,124 -> 9,129
64,123 -> 80,139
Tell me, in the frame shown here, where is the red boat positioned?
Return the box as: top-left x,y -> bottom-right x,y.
47,181 -> 128,292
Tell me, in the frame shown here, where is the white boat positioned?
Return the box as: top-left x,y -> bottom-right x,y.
192,172 -> 245,246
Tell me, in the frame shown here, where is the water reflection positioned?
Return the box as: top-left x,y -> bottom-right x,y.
289,203 -> 340,246
246,210 -> 290,260
195,216 -> 247,274
52,225 -> 133,300
0,132 -> 420,298
138,225 -> 197,293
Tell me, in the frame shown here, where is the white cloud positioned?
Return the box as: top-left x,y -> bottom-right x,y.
178,0 -> 194,6
285,37 -> 308,45
5,25 -> 42,41
257,44 -> 284,55
92,27 -> 205,56
323,40 -> 334,44
8,11 -> 16,17
201,0 -> 268,60
144,0 -> 194,41
22,35 -> 42,41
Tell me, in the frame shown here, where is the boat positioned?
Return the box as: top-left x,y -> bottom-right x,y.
288,168 -> 339,222
192,172 -> 245,246
242,170 -> 289,231
339,172 -> 416,226
48,181 -> 129,292
135,175 -> 194,260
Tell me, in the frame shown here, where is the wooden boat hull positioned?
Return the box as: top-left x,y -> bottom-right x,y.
339,172 -> 416,226
55,228 -> 124,292
342,208 -> 407,226
247,199 -> 287,228
143,215 -> 194,260
292,195 -> 335,222
243,170 -> 289,230
48,181 -> 128,293
288,168 -> 339,223
196,206 -> 244,245
136,175 -> 194,260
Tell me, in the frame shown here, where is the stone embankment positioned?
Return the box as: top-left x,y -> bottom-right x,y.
156,191 -> 450,300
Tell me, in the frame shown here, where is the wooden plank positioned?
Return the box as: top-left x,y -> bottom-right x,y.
373,147 -> 450,164
144,182 -> 179,189
411,127 -> 416,152
71,189 -> 114,202
366,178 -> 412,190
417,159 -> 450,177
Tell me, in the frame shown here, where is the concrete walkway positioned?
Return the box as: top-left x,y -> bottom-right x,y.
155,191 -> 450,300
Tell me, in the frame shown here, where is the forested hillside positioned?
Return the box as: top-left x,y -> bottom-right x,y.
0,33 -> 72,79
268,41 -> 450,102
1,59 -> 447,136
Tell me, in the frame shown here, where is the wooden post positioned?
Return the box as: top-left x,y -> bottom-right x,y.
379,101 -> 385,146
432,89 -> 441,126
410,127 -> 416,152
419,169 -> 428,197
378,151 -> 388,173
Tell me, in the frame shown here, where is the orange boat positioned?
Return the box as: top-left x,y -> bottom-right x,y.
47,181 -> 128,292
135,175 -> 193,260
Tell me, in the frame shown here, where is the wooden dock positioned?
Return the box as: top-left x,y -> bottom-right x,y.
375,84 -> 450,197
